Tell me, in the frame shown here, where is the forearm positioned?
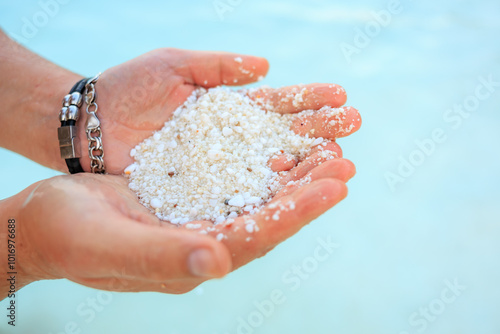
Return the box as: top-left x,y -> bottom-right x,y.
0,30 -> 83,171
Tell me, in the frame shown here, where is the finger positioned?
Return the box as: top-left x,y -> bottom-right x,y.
178,158 -> 354,232
274,159 -> 356,199
292,106 -> 361,139
247,83 -> 347,114
268,153 -> 298,172
309,141 -> 343,157
178,158 -> 353,231
208,179 -> 348,269
276,149 -> 339,187
268,141 -> 343,173
77,273 -> 205,294
166,49 -> 269,87
72,215 -> 232,282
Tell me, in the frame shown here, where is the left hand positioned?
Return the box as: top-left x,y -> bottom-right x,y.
12,159 -> 354,294
79,48 -> 361,174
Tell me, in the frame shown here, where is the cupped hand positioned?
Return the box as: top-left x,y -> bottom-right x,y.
80,48 -> 361,174
16,174 -> 230,294
15,156 -> 354,294
16,49 -> 362,293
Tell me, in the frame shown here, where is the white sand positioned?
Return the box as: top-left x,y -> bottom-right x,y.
126,87 -> 340,225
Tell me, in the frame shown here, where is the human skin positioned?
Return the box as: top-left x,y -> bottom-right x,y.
0,29 -> 361,297
0,161 -> 355,299
0,30 -> 361,174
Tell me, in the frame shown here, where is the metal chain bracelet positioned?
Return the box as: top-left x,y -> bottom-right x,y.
84,73 -> 106,174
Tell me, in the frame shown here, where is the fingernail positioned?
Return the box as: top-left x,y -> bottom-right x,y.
188,249 -> 219,278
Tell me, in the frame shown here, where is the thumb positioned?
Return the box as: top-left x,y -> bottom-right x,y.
89,216 -> 232,282
164,49 -> 269,87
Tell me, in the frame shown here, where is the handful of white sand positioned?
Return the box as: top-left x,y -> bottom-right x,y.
126,87 -> 339,225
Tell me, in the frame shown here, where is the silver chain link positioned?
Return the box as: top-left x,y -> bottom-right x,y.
85,73 -> 106,174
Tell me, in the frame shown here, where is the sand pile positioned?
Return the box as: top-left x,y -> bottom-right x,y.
126,87 -> 341,225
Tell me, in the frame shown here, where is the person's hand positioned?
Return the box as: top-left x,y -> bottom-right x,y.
81,48 -> 361,174
12,156 -> 354,294
1,32 -> 361,173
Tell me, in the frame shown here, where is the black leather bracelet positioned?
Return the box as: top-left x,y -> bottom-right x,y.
58,78 -> 89,174
63,78 -> 87,127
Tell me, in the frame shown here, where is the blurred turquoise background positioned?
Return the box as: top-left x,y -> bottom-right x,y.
1,0 -> 499,333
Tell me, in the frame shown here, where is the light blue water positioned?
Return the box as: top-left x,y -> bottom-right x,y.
1,1 -> 499,333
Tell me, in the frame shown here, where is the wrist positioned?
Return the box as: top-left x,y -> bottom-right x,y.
57,74 -> 107,174
5,69 -> 84,172
44,72 -> 87,172
0,32 -> 86,172
57,77 -> 94,174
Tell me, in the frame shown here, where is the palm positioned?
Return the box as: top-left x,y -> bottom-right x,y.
85,48 -> 361,174
18,174 -> 203,293
20,155 -> 354,294
18,175 -> 154,284
93,50 -> 209,174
